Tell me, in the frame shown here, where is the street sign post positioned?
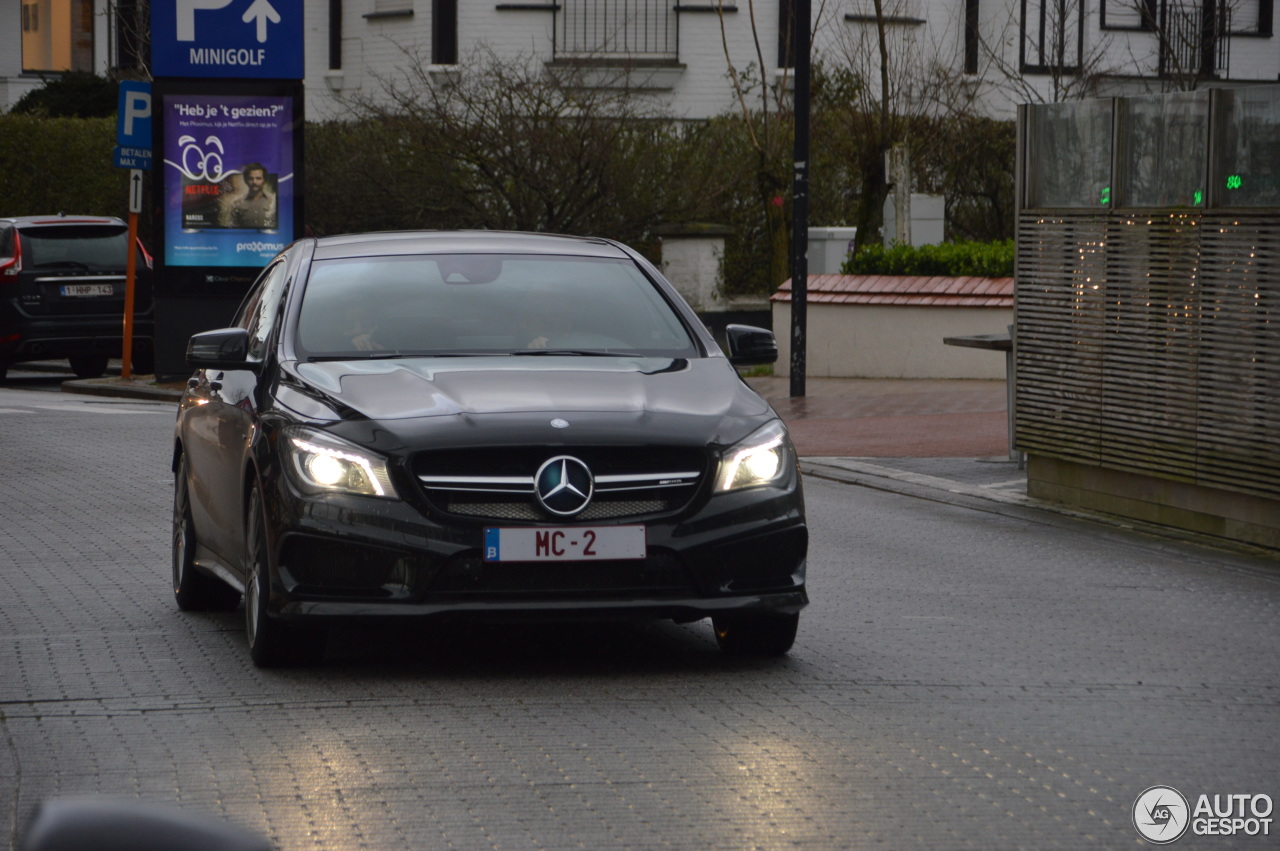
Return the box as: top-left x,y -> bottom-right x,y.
116,82 -> 152,380
129,169 -> 144,214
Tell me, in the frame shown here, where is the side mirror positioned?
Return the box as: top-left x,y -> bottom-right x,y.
186,327 -> 255,371
724,324 -> 778,367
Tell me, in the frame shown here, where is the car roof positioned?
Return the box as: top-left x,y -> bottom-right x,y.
0,215 -> 126,228
311,230 -> 631,261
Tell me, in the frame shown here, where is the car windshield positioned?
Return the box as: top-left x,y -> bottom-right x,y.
295,253 -> 699,359
19,225 -> 130,268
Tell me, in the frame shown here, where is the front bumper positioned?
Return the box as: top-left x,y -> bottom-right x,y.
262,470 -> 808,625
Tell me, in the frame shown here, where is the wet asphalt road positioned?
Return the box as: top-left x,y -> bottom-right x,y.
1,375 -> 1277,849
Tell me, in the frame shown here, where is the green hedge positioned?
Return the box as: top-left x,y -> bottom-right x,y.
0,114 -> 1016,296
841,240 -> 1015,278
0,115 -> 128,219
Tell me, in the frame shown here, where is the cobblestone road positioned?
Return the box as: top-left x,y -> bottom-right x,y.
1,381 -> 1277,849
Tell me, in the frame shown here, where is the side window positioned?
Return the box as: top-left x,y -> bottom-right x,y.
234,261 -> 288,359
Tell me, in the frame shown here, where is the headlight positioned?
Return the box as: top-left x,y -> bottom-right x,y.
716,420 -> 793,493
283,427 -> 396,498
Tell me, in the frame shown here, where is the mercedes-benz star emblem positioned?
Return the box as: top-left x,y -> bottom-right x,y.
535,456 -> 594,516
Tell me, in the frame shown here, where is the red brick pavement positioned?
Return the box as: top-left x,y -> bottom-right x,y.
746,377 -> 1010,457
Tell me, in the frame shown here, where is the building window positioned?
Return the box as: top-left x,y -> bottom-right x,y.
22,0 -> 94,72
1100,0 -> 1158,30
1020,0 -> 1084,72
555,0 -> 678,59
1227,0 -> 1274,34
432,0 -> 457,64
113,0 -> 148,72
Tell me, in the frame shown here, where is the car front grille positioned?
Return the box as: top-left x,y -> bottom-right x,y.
414,446 -> 707,522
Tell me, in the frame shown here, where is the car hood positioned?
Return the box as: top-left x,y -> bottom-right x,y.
281,356 -> 772,437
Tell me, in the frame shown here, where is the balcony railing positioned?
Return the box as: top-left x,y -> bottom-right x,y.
1160,0 -> 1231,78
555,0 -> 679,61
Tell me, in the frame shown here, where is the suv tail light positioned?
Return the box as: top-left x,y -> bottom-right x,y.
0,232 -> 22,281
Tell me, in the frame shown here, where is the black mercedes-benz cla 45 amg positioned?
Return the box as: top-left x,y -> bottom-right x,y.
172,231 -> 807,666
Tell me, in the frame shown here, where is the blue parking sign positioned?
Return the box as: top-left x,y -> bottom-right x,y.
117,81 -> 152,149
151,0 -> 304,79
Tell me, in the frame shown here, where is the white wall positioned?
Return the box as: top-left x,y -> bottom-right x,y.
772,301 -> 1014,379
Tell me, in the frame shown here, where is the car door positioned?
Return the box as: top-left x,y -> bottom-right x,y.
184,260 -> 289,566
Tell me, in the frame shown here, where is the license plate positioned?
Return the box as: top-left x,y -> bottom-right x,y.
61,284 -> 114,297
483,525 -> 646,562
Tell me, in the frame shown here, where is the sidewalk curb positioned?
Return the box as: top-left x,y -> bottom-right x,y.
802,457 -> 1280,564
60,377 -> 184,402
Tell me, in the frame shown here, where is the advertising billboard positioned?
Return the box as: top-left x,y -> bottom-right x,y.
161,91 -> 294,267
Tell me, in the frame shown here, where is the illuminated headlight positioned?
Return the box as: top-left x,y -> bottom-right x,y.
716,420 -> 793,493
283,427 -> 396,498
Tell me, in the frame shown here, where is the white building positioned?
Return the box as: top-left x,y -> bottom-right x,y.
2,1 -> 1276,118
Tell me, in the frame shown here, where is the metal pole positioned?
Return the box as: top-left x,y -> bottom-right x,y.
122,170 -> 142,379
789,0 -> 810,398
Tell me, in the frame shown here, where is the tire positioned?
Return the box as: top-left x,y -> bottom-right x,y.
244,484 -> 324,667
68,353 -> 109,379
172,454 -> 241,611
712,612 -> 799,656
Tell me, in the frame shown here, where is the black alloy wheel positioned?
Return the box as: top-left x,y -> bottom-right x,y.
244,483 -> 323,667
172,453 -> 241,611
712,612 -> 799,655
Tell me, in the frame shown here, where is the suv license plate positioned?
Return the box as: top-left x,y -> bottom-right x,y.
61,284 -> 114,297
484,525 -> 646,562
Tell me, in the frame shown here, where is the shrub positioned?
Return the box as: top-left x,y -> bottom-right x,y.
841,240 -> 1015,277
0,115 -> 126,217
9,72 -> 117,118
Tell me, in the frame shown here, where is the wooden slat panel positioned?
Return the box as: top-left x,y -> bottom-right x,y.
1196,213 -> 1280,498
1015,215 -> 1106,462
1014,210 -> 1280,501
1099,214 -> 1201,478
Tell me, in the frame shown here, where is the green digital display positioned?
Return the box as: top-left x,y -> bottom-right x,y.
1100,186 -> 1111,205
1226,175 -> 1243,190
1194,190 -> 1203,205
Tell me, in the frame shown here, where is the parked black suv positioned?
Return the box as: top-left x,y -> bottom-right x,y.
0,215 -> 154,380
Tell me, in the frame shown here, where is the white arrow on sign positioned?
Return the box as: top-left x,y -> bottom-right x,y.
129,169 -> 144,214
242,0 -> 281,43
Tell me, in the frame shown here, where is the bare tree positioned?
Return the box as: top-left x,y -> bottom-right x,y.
974,0 -> 1120,104
819,0 -> 971,249
714,0 -> 798,289
327,46 -> 722,244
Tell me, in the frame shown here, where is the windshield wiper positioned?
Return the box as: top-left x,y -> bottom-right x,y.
510,349 -> 629,357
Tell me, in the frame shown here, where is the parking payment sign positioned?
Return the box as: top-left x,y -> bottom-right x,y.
115,81 -> 153,170
151,0 -> 304,79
